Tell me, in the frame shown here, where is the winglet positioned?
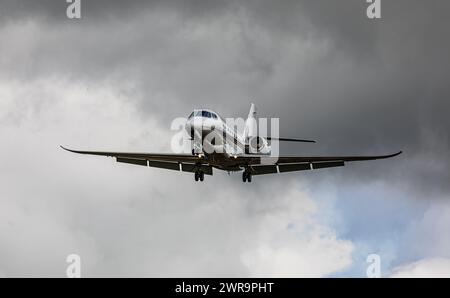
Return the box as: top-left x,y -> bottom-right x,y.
390,150 -> 403,157
376,150 -> 403,159
60,145 -> 79,154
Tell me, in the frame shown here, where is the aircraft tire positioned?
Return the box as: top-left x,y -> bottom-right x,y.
242,171 -> 248,183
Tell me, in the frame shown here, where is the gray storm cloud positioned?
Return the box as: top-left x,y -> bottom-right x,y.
1,1 -> 449,191
1,0 -> 450,277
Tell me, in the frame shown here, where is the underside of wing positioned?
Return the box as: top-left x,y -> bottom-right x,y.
238,151 -> 402,176
60,146 -> 213,175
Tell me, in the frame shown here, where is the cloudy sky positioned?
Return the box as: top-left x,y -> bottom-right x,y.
1,0 -> 450,277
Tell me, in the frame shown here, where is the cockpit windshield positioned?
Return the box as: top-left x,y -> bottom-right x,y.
190,110 -> 219,119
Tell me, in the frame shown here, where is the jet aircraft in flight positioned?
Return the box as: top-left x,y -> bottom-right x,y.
62,104 -> 401,182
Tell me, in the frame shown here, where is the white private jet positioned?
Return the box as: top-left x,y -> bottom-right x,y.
61,104 -> 401,182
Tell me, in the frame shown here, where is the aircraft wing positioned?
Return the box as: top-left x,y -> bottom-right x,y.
60,146 -> 213,175
237,151 -> 402,175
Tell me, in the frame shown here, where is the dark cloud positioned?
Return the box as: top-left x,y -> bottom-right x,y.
1,0 -> 449,195
1,0 -> 450,277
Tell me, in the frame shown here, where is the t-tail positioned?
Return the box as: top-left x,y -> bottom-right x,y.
243,103 -> 316,154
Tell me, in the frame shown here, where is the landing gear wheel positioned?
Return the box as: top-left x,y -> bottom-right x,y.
195,171 -> 204,182
242,171 -> 252,183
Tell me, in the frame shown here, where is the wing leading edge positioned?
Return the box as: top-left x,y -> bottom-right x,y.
61,146 -> 401,177
238,151 -> 402,175
60,146 -> 213,175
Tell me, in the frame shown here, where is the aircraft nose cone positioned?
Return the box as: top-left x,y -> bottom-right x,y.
188,118 -> 203,129
185,118 -> 204,139
185,120 -> 192,134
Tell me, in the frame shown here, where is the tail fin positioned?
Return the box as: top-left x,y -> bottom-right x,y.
242,103 -> 316,144
243,103 -> 257,141
247,103 -> 257,119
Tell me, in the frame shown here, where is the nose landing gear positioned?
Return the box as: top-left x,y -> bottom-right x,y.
242,171 -> 252,183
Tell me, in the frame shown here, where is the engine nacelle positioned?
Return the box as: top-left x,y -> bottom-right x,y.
245,136 -> 270,154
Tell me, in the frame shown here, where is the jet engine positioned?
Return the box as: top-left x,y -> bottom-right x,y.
246,136 -> 270,154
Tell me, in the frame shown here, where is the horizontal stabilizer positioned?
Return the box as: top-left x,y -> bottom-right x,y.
266,137 -> 316,143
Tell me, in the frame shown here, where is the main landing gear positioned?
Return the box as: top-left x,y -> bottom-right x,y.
194,171 -> 204,182
242,171 -> 252,183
